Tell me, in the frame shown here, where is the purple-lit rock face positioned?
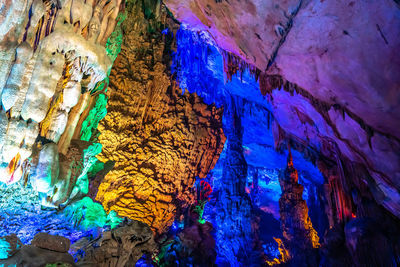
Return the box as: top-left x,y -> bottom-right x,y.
165,0 -> 400,219
164,1 -> 400,136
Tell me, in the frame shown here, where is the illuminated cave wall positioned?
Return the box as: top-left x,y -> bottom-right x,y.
94,1 -> 225,234
170,24 -> 400,266
171,27 -> 329,265
0,0 -> 127,243
165,0 -> 400,227
0,1 -> 399,266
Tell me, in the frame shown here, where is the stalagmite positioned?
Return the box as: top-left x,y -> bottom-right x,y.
278,149 -> 320,266
0,0 -> 399,266
0,119 -> 29,184
87,3 -> 102,42
98,0 -> 123,45
25,0 -> 46,44
9,54 -> 37,118
58,92 -> 91,155
215,95 -> 252,264
19,122 -> 39,162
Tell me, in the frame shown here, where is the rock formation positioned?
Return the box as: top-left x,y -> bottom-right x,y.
163,0 -> 400,223
71,219 -> 156,266
0,233 -> 74,266
0,0 -> 399,266
0,220 -> 154,267
0,234 -> 22,260
95,1 -> 225,234
215,95 -> 253,264
278,148 -> 320,266
0,0 -> 124,208
157,221 -> 217,266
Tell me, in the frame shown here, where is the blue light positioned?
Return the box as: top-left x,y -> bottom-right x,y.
172,25 -> 327,266
161,28 -> 169,35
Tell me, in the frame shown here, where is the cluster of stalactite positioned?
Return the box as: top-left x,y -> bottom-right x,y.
94,0 -> 225,234
223,48 -> 400,267
222,50 -> 378,147
0,0 -> 125,208
272,122 -> 400,266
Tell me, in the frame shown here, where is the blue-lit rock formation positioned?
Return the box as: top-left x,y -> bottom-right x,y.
0,181 -> 120,244
172,27 -> 332,265
215,95 -> 253,265
171,23 -> 400,266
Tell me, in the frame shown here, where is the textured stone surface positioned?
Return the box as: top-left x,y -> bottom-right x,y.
96,2 -> 225,233
71,220 -> 156,267
215,96 -> 253,265
0,234 -> 22,260
0,245 -> 74,267
158,221 -> 217,266
0,181 -> 108,244
31,233 -> 70,253
164,0 -> 400,134
278,149 -> 320,266
0,0 -> 122,203
0,0 -> 32,96
319,224 -> 352,267
0,232 -> 73,267
164,0 -> 299,70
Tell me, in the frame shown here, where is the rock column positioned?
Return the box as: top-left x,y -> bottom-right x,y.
216,96 -> 252,265
278,148 -> 320,266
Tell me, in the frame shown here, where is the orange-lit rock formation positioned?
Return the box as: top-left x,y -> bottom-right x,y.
96,3 -> 225,233
278,148 -> 320,266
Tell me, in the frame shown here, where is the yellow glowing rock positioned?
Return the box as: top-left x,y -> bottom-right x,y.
95,11 -> 225,233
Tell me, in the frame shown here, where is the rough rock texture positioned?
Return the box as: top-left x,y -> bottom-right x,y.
0,181 -> 108,244
319,224 -> 352,267
0,234 -> 23,260
96,1 -> 225,234
178,222 -> 216,265
278,149 -> 320,266
158,221 -> 217,266
164,0 -> 400,220
164,0 -> 400,134
164,0 -> 295,70
0,233 -> 74,266
0,0 -> 124,209
0,245 -> 75,267
215,96 -> 253,265
31,233 -> 70,253
71,220 -> 156,267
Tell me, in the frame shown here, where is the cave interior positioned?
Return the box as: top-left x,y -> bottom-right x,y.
0,0 -> 399,266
